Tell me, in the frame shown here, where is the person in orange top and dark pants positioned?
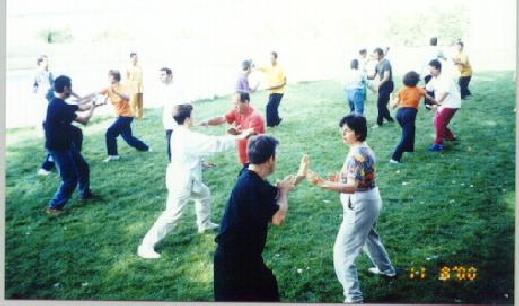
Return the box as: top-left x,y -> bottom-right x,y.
390,71 -> 437,163
100,70 -> 149,162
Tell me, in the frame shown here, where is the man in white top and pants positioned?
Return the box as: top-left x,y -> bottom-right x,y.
138,104 -> 253,259
425,59 -> 462,152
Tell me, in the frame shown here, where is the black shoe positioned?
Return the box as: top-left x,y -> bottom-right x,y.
79,192 -> 101,202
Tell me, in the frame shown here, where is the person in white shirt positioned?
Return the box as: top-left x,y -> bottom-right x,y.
159,67 -> 186,162
137,104 -> 254,259
344,59 -> 367,116
422,37 -> 446,109
425,59 -> 462,152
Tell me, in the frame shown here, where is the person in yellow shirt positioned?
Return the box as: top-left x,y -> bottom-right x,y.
256,51 -> 286,127
452,40 -> 472,99
127,52 -> 144,118
99,70 -> 150,162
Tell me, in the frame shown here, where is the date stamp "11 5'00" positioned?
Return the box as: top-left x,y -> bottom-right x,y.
409,266 -> 478,281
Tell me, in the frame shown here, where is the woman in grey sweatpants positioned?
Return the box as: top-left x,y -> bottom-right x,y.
307,115 -> 395,303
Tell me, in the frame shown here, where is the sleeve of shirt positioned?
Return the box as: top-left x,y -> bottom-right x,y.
63,104 -> 78,123
249,183 -> 279,222
224,110 -> 236,124
346,155 -> 361,181
425,79 -> 435,92
188,132 -> 236,157
418,87 -> 427,97
383,60 -> 392,73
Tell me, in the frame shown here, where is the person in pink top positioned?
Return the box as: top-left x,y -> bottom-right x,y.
200,92 -> 266,175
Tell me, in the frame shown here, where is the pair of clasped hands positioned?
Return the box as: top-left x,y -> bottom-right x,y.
276,154 -> 340,192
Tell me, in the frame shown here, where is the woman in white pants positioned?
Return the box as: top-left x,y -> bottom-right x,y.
307,115 -> 395,303
138,104 -> 253,259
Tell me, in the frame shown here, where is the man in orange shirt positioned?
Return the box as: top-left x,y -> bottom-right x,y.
99,70 -> 149,162
200,92 -> 266,174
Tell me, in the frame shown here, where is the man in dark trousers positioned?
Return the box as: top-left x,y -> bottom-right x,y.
45,75 -> 98,215
213,135 -> 308,301
370,47 -> 395,127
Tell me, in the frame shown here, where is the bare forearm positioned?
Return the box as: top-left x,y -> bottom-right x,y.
207,117 -> 227,126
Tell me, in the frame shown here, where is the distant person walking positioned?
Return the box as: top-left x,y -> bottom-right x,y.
256,51 -> 286,127
236,59 -> 259,94
452,40 -> 473,99
34,55 -> 56,176
344,58 -> 367,116
99,70 -> 150,162
127,52 -> 144,118
369,48 -> 394,127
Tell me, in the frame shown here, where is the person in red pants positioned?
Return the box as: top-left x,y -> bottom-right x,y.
425,59 -> 462,152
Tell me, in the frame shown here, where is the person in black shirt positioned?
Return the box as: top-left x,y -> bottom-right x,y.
214,135 -> 308,301
45,75 -> 98,215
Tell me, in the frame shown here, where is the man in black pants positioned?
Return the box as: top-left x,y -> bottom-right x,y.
214,136 -> 307,301
256,51 -> 286,127
369,48 -> 394,127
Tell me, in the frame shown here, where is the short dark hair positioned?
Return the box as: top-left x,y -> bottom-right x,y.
108,70 -> 121,82
339,115 -> 367,142
271,51 -> 278,58
130,52 -> 137,58
160,67 -> 172,75
54,75 -> 71,93
373,48 -> 384,57
403,71 -> 420,86
358,49 -> 367,56
455,40 -> 464,48
428,59 -> 442,72
173,104 -> 193,125
242,59 -> 252,71
350,58 -> 359,70
238,92 -> 250,102
248,135 -> 279,164
430,37 -> 438,46
37,55 -> 48,66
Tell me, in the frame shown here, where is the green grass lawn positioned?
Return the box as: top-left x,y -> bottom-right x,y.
5,71 -> 515,303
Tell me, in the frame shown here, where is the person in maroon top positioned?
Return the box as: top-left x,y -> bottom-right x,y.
200,92 -> 266,174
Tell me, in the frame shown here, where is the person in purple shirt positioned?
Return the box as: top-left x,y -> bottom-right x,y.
235,59 -> 258,94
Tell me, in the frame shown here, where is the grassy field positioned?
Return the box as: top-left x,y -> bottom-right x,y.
5,71 -> 515,303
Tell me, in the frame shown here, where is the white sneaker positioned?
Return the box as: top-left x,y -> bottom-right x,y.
368,267 -> 396,277
389,159 -> 400,164
103,155 -> 120,162
198,222 -> 219,234
37,168 -> 51,176
137,245 -> 161,259
147,147 -> 153,152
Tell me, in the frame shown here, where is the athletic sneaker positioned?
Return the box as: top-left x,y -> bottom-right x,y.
137,245 -> 161,259
389,159 -> 401,164
46,207 -> 63,216
428,144 -> 445,152
368,267 -> 396,277
198,222 -> 219,234
103,155 -> 121,162
38,168 -> 51,176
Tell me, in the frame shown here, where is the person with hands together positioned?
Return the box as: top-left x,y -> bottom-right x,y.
305,115 -> 396,304
213,136 -> 307,301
